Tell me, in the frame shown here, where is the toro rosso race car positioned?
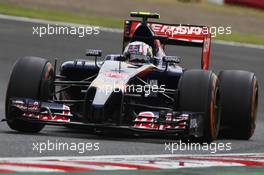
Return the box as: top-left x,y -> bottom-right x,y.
5,12 -> 258,142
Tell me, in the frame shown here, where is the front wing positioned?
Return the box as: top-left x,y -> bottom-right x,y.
7,98 -> 204,138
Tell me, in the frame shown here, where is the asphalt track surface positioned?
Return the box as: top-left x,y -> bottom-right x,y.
0,18 -> 263,157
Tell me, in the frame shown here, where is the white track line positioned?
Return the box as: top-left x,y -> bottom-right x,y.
0,165 -> 63,172
0,153 -> 263,172
18,161 -> 118,171
214,40 -> 264,50
0,14 -> 122,33
0,14 -> 264,50
0,153 -> 263,161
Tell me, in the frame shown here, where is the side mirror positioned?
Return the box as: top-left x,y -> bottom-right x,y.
85,49 -> 102,69
162,56 -> 181,72
162,56 -> 181,64
86,49 -> 102,57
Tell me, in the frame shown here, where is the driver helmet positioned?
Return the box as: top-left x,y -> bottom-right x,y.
123,41 -> 153,63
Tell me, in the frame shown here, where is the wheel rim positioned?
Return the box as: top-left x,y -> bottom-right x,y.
250,78 -> 258,136
209,75 -> 220,140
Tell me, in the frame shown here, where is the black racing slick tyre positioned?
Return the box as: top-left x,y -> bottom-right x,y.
5,57 -> 54,132
218,70 -> 258,140
178,69 -> 220,143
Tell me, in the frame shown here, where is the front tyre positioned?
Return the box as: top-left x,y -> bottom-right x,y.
5,57 -> 54,132
218,70 -> 258,139
178,69 -> 220,143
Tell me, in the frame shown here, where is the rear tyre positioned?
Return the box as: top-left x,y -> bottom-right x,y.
178,69 -> 220,143
218,70 -> 258,139
5,56 -> 54,132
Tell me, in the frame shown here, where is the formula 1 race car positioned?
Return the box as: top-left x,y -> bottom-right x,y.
5,12 -> 258,143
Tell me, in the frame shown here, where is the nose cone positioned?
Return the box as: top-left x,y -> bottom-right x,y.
87,86 -> 124,124
92,87 -> 113,106
91,81 -> 125,106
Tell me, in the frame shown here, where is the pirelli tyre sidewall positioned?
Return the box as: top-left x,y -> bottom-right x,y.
5,56 -> 54,132
178,69 -> 220,143
218,70 -> 258,139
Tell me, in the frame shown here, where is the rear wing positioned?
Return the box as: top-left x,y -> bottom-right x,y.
123,20 -> 211,70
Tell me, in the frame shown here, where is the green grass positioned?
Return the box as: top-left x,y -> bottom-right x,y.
0,2 -> 264,45
141,0 -> 264,17
0,2 -> 122,28
215,33 -> 264,45
200,2 -> 264,17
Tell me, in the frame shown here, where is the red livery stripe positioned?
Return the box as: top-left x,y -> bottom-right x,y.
66,161 -> 160,170
0,162 -> 94,172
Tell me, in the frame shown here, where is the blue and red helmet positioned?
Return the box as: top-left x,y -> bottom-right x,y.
124,41 -> 153,63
